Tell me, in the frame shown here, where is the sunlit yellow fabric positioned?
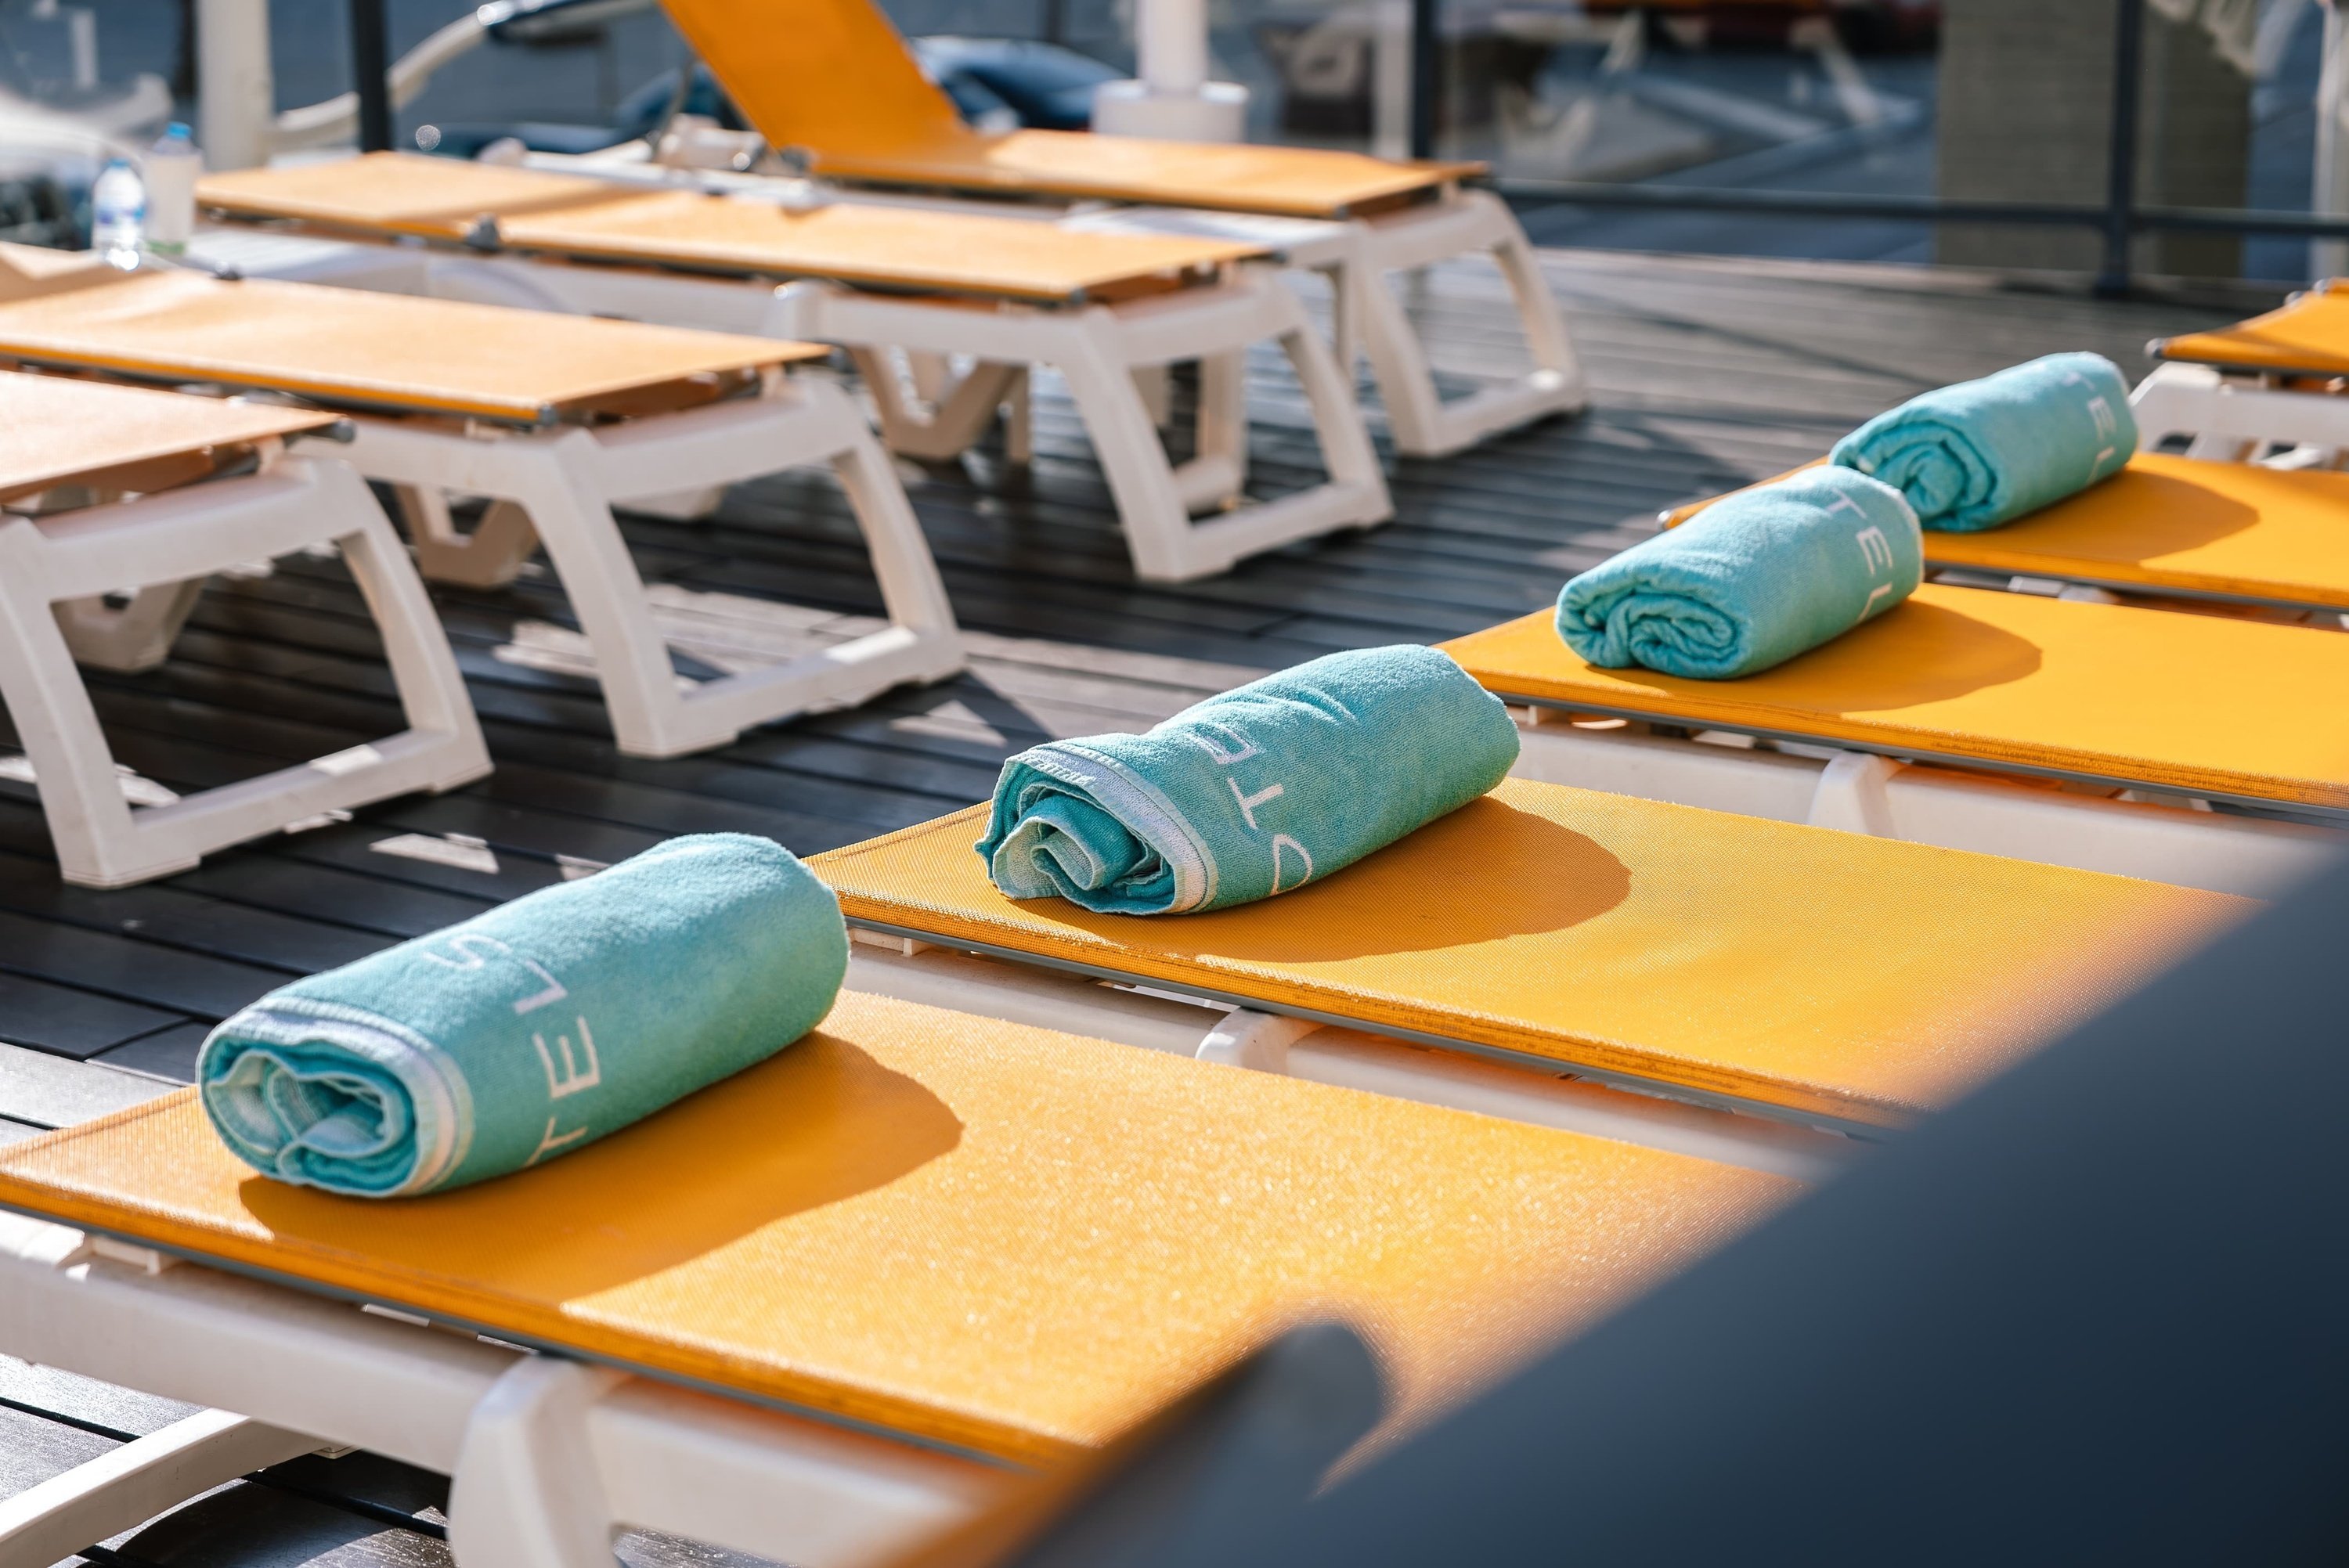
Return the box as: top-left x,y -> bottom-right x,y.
0,369 -> 333,502
2156,283 -> 2349,377
0,266 -> 809,423
658,0 -> 1483,217
1671,454 -> 2349,611
0,990 -> 1786,1464
195,155 -> 1265,304
1445,586 -> 2349,808
812,778 -> 2243,1126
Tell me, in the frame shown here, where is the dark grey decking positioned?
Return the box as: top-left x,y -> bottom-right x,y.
0,247 -> 2252,1566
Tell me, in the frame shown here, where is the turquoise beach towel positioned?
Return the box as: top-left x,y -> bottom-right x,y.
1557,467 -> 1922,680
977,645 -> 1518,915
1830,351 -> 2138,532
198,834 -> 847,1198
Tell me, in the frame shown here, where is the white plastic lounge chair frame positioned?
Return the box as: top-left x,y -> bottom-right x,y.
45,358 -> 964,762
193,222 -> 1395,586
641,127 -> 1589,459
2131,358 -> 2349,464
2,443 -> 489,887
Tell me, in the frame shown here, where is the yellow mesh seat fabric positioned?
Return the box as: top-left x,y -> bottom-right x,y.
1670,455 -> 2349,612
2155,283 -> 2349,377
195,155 -> 1265,303
811,778 -> 2243,1127
0,370 -> 335,503
1444,586 -> 2349,810
0,264 -> 813,423
657,0 -> 1482,218
0,991 -> 1786,1464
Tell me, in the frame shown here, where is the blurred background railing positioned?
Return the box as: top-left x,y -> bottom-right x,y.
1,0 -> 2344,289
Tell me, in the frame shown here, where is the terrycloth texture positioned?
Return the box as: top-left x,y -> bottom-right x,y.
976,646 -> 1519,914
1557,467 -> 1923,680
197,834 -> 847,1198
1830,351 -> 2138,532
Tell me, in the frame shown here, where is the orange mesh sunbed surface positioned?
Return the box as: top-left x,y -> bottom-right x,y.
2153,282 -> 2349,377
658,0 -> 1483,218
196,154 -> 1266,304
1669,453 -> 2349,613
1445,586 -> 2349,813
0,990 -> 1787,1465
0,369 -> 335,503
0,258 -> 817,424
811,777 -> 2244,1129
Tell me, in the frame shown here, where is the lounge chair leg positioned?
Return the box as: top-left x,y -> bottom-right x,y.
396,484 -> 544,589
1806,752 -> 1902,838
449,1357 -> 628,1568
52,579 -> 210,672
813,383 -> 964,659
1356,191 -> 1587,458
0,519 -> 153,883
0,1408 -> 322,1568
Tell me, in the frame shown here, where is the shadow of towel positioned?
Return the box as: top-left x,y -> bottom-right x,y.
240,1033 -> 962,1302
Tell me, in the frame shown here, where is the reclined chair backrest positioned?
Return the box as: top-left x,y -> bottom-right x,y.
655,0 -> 1481,216
659,0 -> 975,159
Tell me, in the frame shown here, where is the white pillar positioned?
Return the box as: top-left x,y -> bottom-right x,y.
196,0 -> 275,171
1093,0 -> 1250,142
2315,0 -> 2349,279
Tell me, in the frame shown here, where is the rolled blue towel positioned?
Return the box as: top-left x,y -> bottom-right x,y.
197,834 -> 846,1198
1557,466 -> 1922,680
976,645 -> 1518,915
1829,351 -> 2138,532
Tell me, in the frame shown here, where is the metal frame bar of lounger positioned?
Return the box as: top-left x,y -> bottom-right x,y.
0,375 -> 489,887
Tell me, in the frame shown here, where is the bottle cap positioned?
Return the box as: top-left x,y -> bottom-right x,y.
167,121 -> 193,139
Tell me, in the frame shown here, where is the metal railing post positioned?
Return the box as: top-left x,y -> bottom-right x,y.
1409,0 -> 1438,160
2095,0 -> 2146,297
351,0 -> 393,153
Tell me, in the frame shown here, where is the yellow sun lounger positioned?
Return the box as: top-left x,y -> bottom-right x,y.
193,153 -> 1394,582
811,776 -> 2243,1137
641,0 -> 1586,457
2136,282 -> 2349,460
0,989 -> 1787,1566
0,369 -> 488,886
1663,452 -> 2349,618
1435,585 -> 2349,896
0,249 -> 964,759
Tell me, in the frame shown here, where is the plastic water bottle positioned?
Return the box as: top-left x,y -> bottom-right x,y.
143,122 -> 202,258
90,157 -> 145,270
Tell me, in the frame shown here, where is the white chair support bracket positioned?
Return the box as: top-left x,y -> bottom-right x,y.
351,376 -> 965,758
1806,751 -> 1901,837
1195,1007 -> 1323,1073
2,455 -> 491,887
449,1357 -> 630,1568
